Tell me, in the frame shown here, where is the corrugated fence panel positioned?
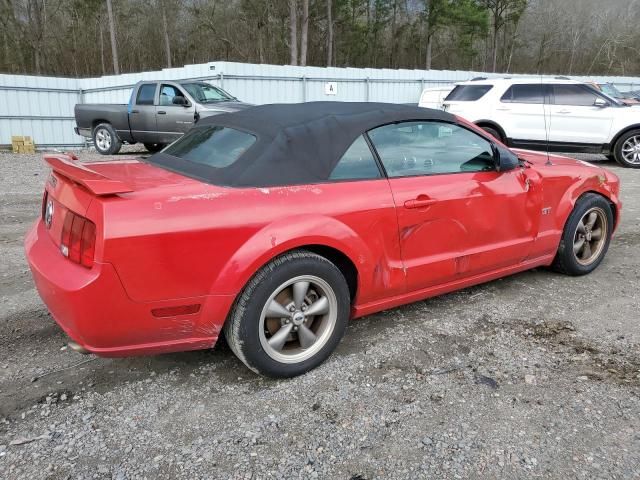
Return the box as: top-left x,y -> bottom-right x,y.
1,61 -> 640,147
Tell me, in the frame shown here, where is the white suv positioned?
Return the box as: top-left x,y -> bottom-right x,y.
442,78 -> 640,168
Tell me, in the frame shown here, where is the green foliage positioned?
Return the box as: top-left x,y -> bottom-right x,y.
1,0 -> 639,77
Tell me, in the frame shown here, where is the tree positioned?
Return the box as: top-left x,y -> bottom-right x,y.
2,0 -> 640,78
300,0 -> 309,66
481,0 -> 527,72
289,0 -> 298,65
326,0 -> 333,66
105,0 -> 119,74
159,0 -> 172,68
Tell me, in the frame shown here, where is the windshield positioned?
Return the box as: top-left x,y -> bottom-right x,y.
180,82 -> 235,103
600,84 -> 623,98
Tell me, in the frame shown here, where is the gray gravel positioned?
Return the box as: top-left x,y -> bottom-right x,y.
1,147 -> 639,479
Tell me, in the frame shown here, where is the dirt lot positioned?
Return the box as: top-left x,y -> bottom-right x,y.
0,147 -> 639,479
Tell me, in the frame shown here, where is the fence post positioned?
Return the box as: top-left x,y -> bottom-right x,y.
78,88 -> 88,149
220,72 -> 224,89
365,77 -> 370,102
302,75 -> 307,102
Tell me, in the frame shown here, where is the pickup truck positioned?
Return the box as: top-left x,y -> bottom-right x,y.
74,80 -> 252,154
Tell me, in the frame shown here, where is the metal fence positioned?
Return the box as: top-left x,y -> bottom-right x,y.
1,61 -> 639,148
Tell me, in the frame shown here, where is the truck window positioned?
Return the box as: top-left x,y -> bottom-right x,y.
159,85 -> 183,106
136,84 -> 157,105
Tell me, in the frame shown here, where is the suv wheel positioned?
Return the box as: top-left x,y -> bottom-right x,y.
479,125 -> 503,142
613,129 -> 640,168
92,123 -> 122,155
224,250 -> 350,378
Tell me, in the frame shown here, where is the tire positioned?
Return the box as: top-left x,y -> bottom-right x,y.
223,250 -> 350,378
92,123 -> 122,155
479,125 -> 503,142
144,143 -> 165,153
612,129 -> 640,168
552,193 -> 613,276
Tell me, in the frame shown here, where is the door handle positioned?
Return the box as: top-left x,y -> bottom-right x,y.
558,110 -> 571,114
496,107 -> 511,111
404,196 -> 437,209
157,111 -> 166,115
131,109 -> 139,114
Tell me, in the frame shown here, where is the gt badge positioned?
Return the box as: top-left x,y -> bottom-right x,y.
44,199 -> 54,229
542,207 -> 552,215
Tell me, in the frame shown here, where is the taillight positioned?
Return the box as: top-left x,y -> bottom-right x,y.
60,210 -> 96,268
41,191 -> 48,221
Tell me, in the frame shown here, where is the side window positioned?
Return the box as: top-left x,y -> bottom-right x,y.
159,85 -> 183,106
501,84 -> 546,104
329,135 -> 381,181
136,84 -> 157,105
368,121 -> 495,178
552,85 -> 599,106
445,85 -> 493,101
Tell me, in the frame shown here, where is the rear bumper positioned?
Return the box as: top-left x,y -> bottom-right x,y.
25,220 -> 235,357
74,127 -> 91,138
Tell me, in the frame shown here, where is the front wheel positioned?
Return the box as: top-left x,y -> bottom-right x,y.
224,251 -> 350,378
613,129 -> 640,168
144,143 -> 165,153
552,193 -> 613,276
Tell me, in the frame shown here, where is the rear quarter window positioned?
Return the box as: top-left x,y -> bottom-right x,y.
161,126 -> 255,168
136,84 -> 157,105
445,85 -> 493,101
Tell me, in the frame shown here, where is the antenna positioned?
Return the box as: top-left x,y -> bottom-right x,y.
541,75 -> 553,166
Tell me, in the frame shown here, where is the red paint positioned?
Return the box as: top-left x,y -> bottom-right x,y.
25,124 -> 621,357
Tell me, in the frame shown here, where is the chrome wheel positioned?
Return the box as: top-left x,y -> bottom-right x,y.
573,207 -> 607,266
95,128 -> 112,151
259,275 -> 338,364
621,135 -> 640,165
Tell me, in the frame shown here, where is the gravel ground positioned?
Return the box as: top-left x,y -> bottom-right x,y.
0,147 -> 639,479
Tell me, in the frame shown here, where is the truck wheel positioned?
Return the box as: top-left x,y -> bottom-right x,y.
144,143 -> 165,153
93,123 -> 122,155
613,129 -> 640,168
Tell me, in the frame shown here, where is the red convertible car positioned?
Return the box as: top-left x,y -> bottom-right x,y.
25,102 -> 621,377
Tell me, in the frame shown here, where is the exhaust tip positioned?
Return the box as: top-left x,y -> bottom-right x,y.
68,341 -> 90,355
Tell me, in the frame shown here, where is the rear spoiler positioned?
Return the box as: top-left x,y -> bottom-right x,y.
43,154 -> 133,196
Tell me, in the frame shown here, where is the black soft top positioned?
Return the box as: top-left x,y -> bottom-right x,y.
150,102 -> 456,188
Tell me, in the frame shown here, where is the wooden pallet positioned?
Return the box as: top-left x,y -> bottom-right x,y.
12,136 -> 36,154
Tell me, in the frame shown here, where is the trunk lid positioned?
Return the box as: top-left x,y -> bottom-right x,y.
41,154 -> 200,250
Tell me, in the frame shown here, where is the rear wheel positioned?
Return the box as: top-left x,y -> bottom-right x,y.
224,250 -> 350,378
552,193 -> 613,276
613,129 -> 640,168
479,125 -> 503,142
144,143 -> 165,153
92,123 -> 122,155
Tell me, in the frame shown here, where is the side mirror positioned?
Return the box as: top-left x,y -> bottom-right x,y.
172,96 -> 189,106
494,144 -> 519,172
594,98 -> 609,108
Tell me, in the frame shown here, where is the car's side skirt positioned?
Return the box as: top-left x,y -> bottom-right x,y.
352,253 -> 555,319
507,139 -> 606,154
